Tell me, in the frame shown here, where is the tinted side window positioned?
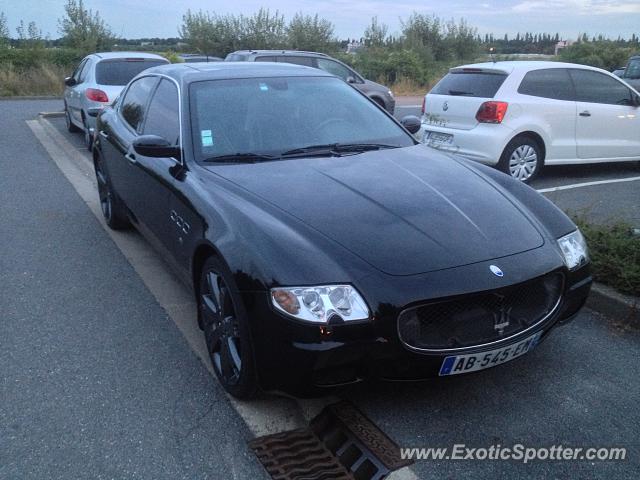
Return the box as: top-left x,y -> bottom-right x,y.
317,58 -> 352,81
120,76 -> 158,132
255,56 -> 278,62
280,56 -> 315,67
78,59 -> 92,83
72,59 -> 88,82
569,69 -> 633,106
518,68 -> 574,101
431,72 -> 508,98
143,79 -> 180,145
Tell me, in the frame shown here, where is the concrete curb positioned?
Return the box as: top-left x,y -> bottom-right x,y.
587,282 -> 639,327
0,95 -> 61,101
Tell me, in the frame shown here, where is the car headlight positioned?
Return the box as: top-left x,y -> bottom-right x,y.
271,285 -> 370,324
557,229 -> 589,270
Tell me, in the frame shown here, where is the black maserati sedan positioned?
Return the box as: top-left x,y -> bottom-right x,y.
91,62 -> 591,398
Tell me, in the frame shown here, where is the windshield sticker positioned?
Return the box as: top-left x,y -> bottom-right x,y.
259,82 -> 269,92
201,130 -> 214,147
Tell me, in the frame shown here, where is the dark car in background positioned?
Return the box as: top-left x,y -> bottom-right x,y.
620,55 -> 640,90
63,52 -> 169,150
225,50 -> 396,114
91,62 -> 591,398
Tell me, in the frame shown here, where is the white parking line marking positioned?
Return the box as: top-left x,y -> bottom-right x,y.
536,176 -> 640,193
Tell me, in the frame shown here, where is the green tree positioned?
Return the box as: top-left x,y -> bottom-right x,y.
245,8 -> 286,50
364,17 -> 388,47
286,13 -> 336,52
0,12 -> 9,47
58,0 -> 114,52
16,19 -> 45,49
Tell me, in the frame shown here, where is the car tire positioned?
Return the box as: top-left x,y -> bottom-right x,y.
93,152 -> 130,230
198,256 -> 258,399
65,105 -> 81,133
498,136 -> 544,183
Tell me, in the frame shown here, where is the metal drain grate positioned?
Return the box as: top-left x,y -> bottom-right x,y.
249,401 -> 412,480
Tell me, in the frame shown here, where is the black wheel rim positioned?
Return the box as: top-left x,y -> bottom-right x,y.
200,270 -> 242,386
95,159 -> 112,221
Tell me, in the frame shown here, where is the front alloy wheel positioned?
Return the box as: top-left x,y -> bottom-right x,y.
199,257 -> 257,398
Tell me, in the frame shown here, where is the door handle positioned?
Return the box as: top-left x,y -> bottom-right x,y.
99,131 -> 109,139
125,152 -> 136,163
579,111 -> 591,117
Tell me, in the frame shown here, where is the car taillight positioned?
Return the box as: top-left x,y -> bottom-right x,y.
476,101 -> 508,123
86,88 -> 109,103
421,96 -> 426,115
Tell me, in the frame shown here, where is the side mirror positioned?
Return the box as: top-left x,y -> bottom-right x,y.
400,115 -> 422,134
133,135 -> 181,159
346,76 -> 356,84
87,106 -> 103,117
64,77 -> 77,87
633,93 -> 640,107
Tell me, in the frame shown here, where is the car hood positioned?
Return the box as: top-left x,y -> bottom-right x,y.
207,145 -> 544,276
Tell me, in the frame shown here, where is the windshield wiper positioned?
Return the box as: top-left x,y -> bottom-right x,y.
448,90 -> 474,96
280,143 -> 398,158
203,152 -> 277,163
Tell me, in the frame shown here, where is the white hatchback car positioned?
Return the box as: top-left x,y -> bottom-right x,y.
420,61 -> 640,182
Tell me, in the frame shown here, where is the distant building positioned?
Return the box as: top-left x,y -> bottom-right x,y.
554,40 -> 573,56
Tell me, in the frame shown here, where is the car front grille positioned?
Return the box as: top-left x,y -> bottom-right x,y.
397,272 -> 564,352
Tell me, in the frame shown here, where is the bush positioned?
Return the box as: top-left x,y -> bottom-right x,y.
574,219 -> 640,297
559,41 -> 637,71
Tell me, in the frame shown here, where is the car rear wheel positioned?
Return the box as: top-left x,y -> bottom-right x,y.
65,106 -> 81,133
199,256 -> 258,399
94,153 -> 130,230
498,136 -> 543,183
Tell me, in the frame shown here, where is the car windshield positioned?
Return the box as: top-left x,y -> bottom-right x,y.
189,76 -> 414,162
95,59 -> 167,86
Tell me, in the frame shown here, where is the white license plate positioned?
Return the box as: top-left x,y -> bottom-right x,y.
439,332 -> 542,376
424,131 -> 453,145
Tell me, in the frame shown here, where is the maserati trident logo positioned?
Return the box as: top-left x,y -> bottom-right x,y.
490,265 -> 504,277
442,101 -> 449,111
493,298 -> 512,335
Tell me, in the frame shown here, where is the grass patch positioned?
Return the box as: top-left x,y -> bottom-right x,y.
0,63 -> 66,96
574,218 -> 640,297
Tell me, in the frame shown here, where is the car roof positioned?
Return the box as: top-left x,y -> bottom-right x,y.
450,61 -> 611,75
229,50 -> 329,57
141,61 -> 334,84
90,51 -> 168,61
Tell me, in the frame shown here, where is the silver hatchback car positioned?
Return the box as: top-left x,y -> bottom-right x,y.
63,52 -> 168,150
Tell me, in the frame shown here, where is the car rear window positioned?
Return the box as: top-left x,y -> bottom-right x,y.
431,71 -> 508,98
95,59 -> 168,86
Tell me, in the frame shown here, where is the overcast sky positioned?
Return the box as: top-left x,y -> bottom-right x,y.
2,0 -> 639,40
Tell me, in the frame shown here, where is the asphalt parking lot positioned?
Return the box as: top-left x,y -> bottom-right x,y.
1,98 -> 639,479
